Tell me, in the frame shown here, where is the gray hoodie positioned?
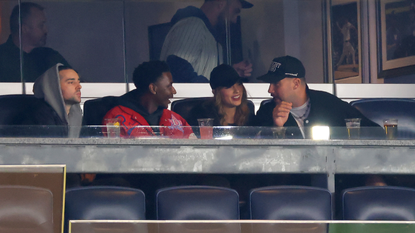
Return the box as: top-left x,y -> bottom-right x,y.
33,63 -> 82,138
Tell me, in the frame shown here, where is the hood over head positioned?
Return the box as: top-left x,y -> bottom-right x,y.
33,63 -> 82,138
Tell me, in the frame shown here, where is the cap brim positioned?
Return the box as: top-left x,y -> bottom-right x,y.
257,72 -> 284,83
223,77 -> 248,88
241,0 -> 253,8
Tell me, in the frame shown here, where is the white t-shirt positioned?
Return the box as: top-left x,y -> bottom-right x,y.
290,99 -> 311,138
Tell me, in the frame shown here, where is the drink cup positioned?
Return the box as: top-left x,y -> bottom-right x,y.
197,118 -> 214,139
384,119 -> 398,140
271,127 -> 286,139
104,118 -> 121,138
345,118 -> 361,139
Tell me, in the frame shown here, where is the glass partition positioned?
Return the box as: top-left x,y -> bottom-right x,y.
1,125 -> 414,140
0,0 -> 335,87
69,220 -> 415,233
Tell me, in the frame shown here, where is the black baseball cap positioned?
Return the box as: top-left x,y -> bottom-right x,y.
240,0 -> 254,8
205,0 -> 253,9
210,64 -> 243,90
257,55 -> 306,83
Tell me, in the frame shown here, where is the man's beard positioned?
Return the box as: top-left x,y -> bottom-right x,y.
65,97 -> 80,106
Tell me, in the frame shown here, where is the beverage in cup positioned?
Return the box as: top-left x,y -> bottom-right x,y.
197,118 -> 214,139
384,119 -> 398,140
345,118 -> 361,139
105,118 -> 121,138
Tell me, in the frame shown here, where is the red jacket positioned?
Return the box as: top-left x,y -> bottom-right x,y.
103,105 -> 194,138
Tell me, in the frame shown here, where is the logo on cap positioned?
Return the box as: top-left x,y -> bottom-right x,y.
269,62 -> 282,72
286,72 -> 298,77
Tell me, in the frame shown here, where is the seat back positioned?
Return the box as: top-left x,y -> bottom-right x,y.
65,186 -> 145,233
343,186 -> 415,220
0,95 -> 42,137
250,186 -> 332,220
171,97 -> 255,123
148,22 -> 172,61
171,97 -> 212,121
82,96 -> 119,136
350,98 -> 415,138
0,185 -> 53,233
156,186 -> 240,220
0,94 -> 39,125
260,98 -> 273,107
83,96 -> 119,126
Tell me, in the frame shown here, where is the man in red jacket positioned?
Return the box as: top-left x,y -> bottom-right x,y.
103,61 -> 195,138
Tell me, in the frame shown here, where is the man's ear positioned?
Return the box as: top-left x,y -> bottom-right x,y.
293,78 -> 301,89
149,83 -> 157,95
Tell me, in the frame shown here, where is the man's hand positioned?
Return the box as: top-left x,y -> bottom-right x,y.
233,60 -> 253,77
272,100 -> 292,127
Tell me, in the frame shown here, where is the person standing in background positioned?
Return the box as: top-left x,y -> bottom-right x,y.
160,0 -> 253,83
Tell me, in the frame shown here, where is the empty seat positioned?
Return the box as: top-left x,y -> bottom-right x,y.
343,186 -> 415,220
0,185 -> 53,233
65,186 -> 145,232
350,98 -> 415,138
148,23 -> 172,61
156,186 -> 239,220
0,95 -> 42,137
250,186 -> 332,220
82,96 -> 119,136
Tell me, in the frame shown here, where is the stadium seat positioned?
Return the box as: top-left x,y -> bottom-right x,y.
65,186 -> 145,232
343,186 -> 415,220
82,96 -> 118,136
156,186 -> 239,220
148,22 -> 172,61
250,186 -> 332,220
350,98 -> 415,139
0,94 -> 41,136
0,185 -> 53,233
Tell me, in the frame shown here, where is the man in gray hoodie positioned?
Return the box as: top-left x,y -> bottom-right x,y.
24,63 -> 82,137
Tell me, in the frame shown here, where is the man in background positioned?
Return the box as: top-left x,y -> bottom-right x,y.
0,2 -> 70,82
160,0 -> 253,83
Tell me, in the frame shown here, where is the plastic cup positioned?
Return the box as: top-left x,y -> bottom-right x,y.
271,127 -> 286,139
345,118 -> 361,139
384,119 -> 398,140
197,118 -> 214,139
104,118 -> 121,138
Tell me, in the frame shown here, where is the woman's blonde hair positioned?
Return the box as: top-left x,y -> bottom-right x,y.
213,83 -> 250,126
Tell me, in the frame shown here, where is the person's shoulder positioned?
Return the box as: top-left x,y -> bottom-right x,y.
172,17 -> 208,32
0,41 -> 8,50
167,109 -> 185,119
31,46 -> 61,55
25,99 -> 63,125
0,41 -> 15,54
106,105 -> 136,115
309,89 -> 343,102
309,89 -> 354,111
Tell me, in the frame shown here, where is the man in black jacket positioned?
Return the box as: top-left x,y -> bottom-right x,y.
0,2 -> 70,82
255,55 -> 383,139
